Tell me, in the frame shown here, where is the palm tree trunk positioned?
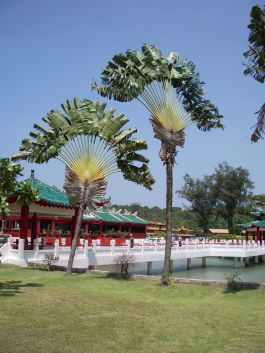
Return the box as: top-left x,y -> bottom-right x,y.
161,159 -> 173,285
65,203 -> 85,275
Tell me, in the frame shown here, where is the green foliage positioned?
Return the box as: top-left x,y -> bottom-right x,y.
0,158 -> 24,216
153,231 -> 166,237
250,194 -> 265,208
178,162 -> 254,231
243,5 -> 265,141
113,203 -> 199,230
214,162 -> 254,228
0,158 -> 23,195
229,226 -> 242,235
16,181 -> 40,206
177,173 -> 217,233
0,196 -> 9,217
12,98 -> 154,191
208,234 -> 244,241
93,44 -> 223,131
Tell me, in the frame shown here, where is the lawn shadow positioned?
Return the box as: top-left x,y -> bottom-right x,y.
0,280 -> 43,297
91,271 -> 133,281
223,281 -> 261,294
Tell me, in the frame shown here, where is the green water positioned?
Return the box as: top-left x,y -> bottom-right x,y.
98,257 -> 265,283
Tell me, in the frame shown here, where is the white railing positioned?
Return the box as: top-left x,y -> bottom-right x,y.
2,238 -> 265,268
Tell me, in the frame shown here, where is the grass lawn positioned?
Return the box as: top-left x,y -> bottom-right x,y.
0,265 -> 265,353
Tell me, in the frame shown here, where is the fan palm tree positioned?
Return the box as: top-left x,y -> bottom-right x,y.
243,4 -> 265,142
12,98 -> 154,274
92,44 -> 223,285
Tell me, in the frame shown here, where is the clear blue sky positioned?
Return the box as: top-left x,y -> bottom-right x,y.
1,0 -> 264,208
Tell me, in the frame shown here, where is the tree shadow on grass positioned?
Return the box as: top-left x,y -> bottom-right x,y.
223,272 -> 261,293
0,280 -> 43,297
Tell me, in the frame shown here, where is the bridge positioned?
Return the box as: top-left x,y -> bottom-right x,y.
1,238 -> 265,274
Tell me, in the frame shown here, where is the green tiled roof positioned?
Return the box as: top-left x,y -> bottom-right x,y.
119,214 -> 150,224
23,171 -> 111,208
239,220 -> 264,228
94,212 -> 124,223
24,176 -> 71,207
239,222 -> 255,229
251,208 -> 265,217
93,211 -> 149,224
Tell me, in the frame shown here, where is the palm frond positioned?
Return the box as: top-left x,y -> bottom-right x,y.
58,135 -> 119,183
12,98 -> 155,190
139,80 -> 192,135
251,102 -> 265,142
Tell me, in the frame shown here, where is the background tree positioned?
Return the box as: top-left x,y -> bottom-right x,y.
250,194 -> 265,208
93,44 -> 223,285
13,98 -> 154,275
213,162 -> 254,228
0,158 -> 38,217
177,174 -> 218,233
243,4 -> 265,141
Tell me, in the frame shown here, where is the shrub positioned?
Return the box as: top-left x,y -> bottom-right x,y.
114,253 -> 135,279
225,272 -> 242,290
43,253 -> 59,271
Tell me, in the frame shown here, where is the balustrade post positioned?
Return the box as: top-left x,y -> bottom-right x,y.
92,242 -> 97,255
154,241 -> 157,254
18,239 -> 25,260
127,243 -> 130,254
54,239 -> 59,258
141,242 -> 144,254
34,238 -> 39,259
84,240 -> 88,257
110,239 -> 115,255
8,236 -> 13,250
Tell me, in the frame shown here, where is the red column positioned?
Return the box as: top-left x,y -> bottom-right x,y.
84,223 -> 89,234
245,230 -> 249,241
256,226 -> 260,243
99,223 -> 103,238
50,220 -> 55,234
37,219 -> 41,236
20,205 -> 29,244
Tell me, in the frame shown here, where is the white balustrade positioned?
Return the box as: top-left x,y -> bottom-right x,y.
34,238 -> 39,258
84,240 -> 88,257
18,239 -> 25,260
54,239 -> 59,257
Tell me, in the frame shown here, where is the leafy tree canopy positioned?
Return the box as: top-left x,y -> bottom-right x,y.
214,162 -> 254,228
0,158 -> 39,217
243,5 -> 265,141
177,174 -> 218,233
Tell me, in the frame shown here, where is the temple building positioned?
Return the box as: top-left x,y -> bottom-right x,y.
0,171 -> 149,247
239,208 -> 265,242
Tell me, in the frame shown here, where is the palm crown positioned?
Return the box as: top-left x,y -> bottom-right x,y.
13,98 -> 154,209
